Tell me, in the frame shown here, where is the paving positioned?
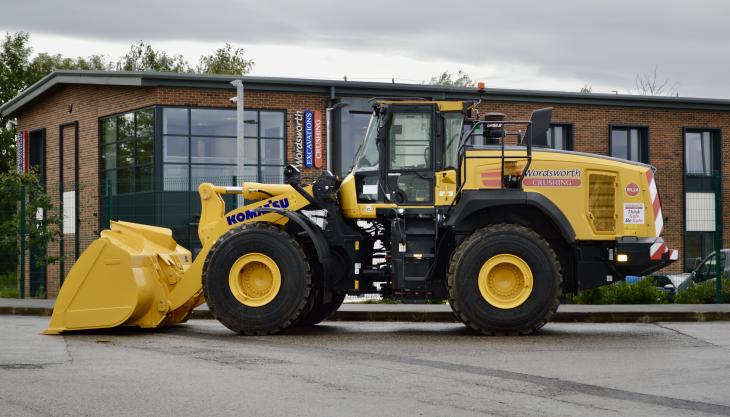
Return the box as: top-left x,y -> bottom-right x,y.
2,297 -> 730,323
2,316 -> 730,417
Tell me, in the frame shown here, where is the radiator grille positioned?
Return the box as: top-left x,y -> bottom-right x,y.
588,173 -> 616,233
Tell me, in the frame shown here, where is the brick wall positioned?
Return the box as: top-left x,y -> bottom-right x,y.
16,85 -> 329,296
17,85 -> 160,296
14,84 -> 730,296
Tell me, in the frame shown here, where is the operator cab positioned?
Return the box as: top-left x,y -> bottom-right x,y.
351,101 -> 465,207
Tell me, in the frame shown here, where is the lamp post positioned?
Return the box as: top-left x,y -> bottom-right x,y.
230,79 -> 244,206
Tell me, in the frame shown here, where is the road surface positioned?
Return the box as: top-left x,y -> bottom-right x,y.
2,316 -> 730,417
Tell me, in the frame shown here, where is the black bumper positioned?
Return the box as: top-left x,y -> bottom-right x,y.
575,238 -> 678,291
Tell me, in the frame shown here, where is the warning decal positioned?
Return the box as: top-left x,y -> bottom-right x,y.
623,203 -> 645,225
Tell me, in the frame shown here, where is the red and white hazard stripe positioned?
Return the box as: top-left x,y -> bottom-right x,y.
650,242 -> 678,260
645,170 -> 663,236
645,170 -> 678,260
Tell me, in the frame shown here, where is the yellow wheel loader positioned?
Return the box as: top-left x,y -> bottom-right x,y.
45,98 -> 678,336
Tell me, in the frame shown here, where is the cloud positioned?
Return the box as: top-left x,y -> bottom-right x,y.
2,0 -> 729,97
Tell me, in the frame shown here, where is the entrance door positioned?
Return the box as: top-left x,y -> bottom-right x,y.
384,106 -> 436,205
28,129 -> 46,296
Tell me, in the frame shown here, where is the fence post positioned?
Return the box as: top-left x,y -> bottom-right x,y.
714,170 -> 723,303
19,185 -> 26,299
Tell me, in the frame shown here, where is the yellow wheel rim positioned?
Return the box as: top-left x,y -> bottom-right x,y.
478,254 -> 533,309
228,253 -> 281,307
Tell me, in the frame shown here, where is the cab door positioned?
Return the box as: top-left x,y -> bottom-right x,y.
383,105 -> 437,205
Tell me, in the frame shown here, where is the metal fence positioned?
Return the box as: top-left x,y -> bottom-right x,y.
0,183 -> 22,298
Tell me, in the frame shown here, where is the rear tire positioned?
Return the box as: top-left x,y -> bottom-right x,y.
203,223 -> 311,335
296,289 -> 346,326
447,224 -> 562,335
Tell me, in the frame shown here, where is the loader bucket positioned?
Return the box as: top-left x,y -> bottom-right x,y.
44,221 -> 203,334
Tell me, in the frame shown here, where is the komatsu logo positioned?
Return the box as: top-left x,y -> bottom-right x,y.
226,198 -> 290,226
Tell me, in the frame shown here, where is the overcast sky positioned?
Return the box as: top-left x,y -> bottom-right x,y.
2,0 -> 729,98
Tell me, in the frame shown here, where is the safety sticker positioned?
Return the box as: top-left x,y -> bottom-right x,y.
623,203 -> 645,224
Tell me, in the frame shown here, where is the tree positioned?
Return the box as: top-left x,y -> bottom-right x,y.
0,170 -> 62,278
580,84 -> 592,93
0,32 -> 33,173
0,32 -> 112,172
428,69 -> 475,87
116,41 -> 191,73
197,43 -> 254,75
28,52 -> 111,80
1,32 -> 258,171
634,66 -> 679,96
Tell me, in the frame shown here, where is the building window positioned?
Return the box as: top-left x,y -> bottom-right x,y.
161,107 -> 286,190
683,128 -> 721,270
610,126 -> 648,163
685,231 -> 715,271
684,129 -> 718,176
545,124 -> 573,150
100,108 -> 154,196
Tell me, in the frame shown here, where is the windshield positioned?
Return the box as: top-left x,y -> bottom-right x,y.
353,113 -> 379,172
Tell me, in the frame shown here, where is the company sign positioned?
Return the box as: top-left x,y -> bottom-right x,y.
294,112 -> 304,169
313,110 -> 323,168
304,111 -> 314,168
295,110 -> 323,169
625,183 -> 639,196
226,197 -> 290,226
16,131 -> 28,174
522,168 -> 582,187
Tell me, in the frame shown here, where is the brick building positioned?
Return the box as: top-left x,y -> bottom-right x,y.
1,70 -> 727,298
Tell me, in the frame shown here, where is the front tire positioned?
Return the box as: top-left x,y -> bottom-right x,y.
203,223 -> 311,335
447,224 -> 562,335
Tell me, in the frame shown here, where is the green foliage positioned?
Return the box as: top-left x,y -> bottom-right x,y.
428,69 -> 475,87
574,277 -> 668,304
0,32 -> 32,173
0,272 -> 19,298
675,278 -> 730,304
0,170 -> 62,276
116,41 -> 190,73
0,32 -> 112,172
197,43 -> 254,75
0,32 -> 257,171
29,52 -> 111,78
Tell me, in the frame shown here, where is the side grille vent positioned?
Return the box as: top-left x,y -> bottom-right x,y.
588,173 -> 616,233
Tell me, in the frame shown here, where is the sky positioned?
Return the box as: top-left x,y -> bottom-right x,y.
1,0 -> 729,98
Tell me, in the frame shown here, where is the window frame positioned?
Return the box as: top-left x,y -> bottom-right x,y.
545,123 -> 574,150
98,106 -> 156,197
682,127 -> 721,177
159,106 -> 287,190
609,124 -> 649,164
682,127 -> 722,270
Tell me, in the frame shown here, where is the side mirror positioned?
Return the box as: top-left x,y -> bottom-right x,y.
663,283 -> 675,290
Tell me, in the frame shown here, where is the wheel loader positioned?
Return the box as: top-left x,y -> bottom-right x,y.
45,97 -> 678,335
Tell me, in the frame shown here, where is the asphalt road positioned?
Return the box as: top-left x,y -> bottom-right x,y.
1,317 -> 730,417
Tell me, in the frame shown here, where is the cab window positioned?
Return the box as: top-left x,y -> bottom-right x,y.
443,112 -> 464,169
389,113 -> 432,170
